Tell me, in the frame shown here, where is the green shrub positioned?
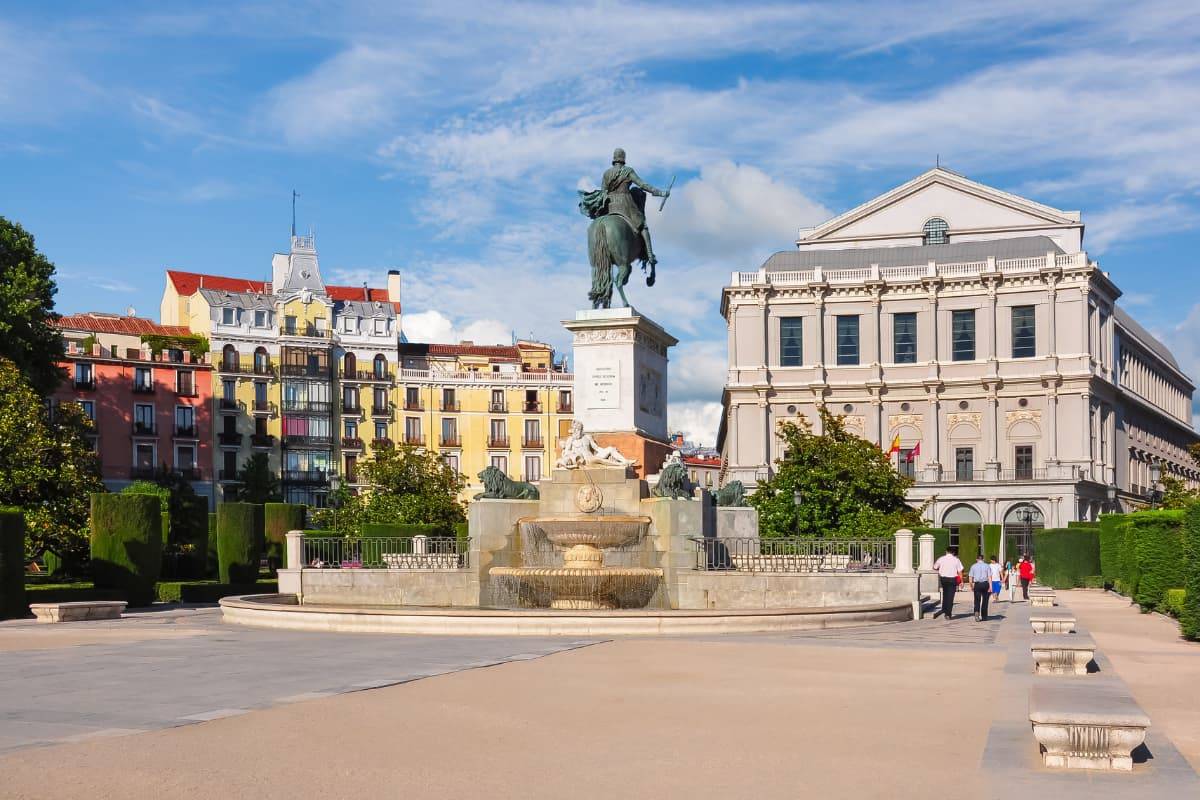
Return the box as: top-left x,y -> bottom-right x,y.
956,524 -> 979,568
154,579 -> 278,603
1031,527 -> 1101,589
911,527 -> 950,567
1163,588 -> 1186,618
121,481 -> 169,512
217,503 -> 264,584
1081,575 -> 1106,589
0,508 -> 26,619
360,522 -> 447,538
24,583 -> 125,604
1067,520 -> 1101,528
207,513 -> 218,578
1128,510 -> 1186,612
160,511 -> 170,546
982,524 -> 1002,562
264,503 -> 306,570
1099,513 -> 1127,586
1181,505 -> 1200,640
89,493 -> 163,607
174,496 -> 210,579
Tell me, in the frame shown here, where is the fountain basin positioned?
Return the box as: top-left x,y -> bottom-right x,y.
519,515 -> 651,551
490,566 -> 663,609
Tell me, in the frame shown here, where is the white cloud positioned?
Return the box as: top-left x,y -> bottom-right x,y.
401,309 -> 510,345
669,339 -> 727,404
1085,202 -> 1196,253
669,401 -> 723,448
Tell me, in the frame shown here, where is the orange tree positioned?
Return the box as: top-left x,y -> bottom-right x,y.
749,407 -> 922,538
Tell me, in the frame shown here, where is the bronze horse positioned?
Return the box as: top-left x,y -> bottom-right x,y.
585,188 -> 655,309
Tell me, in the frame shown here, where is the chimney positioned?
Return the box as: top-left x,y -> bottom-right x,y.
271,253 -> 289,294
387,270 -> 401,307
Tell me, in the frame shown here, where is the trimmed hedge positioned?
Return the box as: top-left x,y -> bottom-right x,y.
1099,513 -> 1127,587
155,579 -> 278,604
175,496 -> 211,579
90,493 -> 163,607
264,503 -> 306,570
360,522 -> 449,538
1184,505 -> 1200,640
1031,527 -> 1101,589
217,503 -> 264,584
207,512 -> 218,578
911,527 -> 950,567
957,524 -> 980,567
1127,510 -> 1186,612
1164,588 -> 1186,618
25,583 -> 126,604
982,524 -> 1002,562
0,508 -> 26,619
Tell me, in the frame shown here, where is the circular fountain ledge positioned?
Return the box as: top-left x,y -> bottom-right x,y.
219,594 -> 912,636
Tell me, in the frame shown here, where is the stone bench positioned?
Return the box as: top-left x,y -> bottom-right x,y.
1029,680 -> 1150,770
1030,592 -> 1056,608
29,601 -> 127,623
1030,611 -> 1076,634
1031,633 -> 1096,675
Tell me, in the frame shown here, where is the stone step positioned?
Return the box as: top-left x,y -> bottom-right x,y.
30,601 -> 127,623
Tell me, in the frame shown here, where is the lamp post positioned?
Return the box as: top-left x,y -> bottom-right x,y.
1149,460 -> 1163,509
1018,506 -> 1036,560
1106,484 -> 1117,514
329,473 -> 342,533
792,487 -> 803,536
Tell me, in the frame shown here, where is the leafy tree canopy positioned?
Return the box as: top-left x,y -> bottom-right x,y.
0,217 -> 65,395
323,444 -> 465,535
0,357 -> 103,559
749,407 -> 922,538
236,452 -> 281,504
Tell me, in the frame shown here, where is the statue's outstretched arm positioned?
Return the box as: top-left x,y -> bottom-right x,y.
627,169 -> 665,197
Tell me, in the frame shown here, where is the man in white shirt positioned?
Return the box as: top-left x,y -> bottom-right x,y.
968,555 -> 993,621
932,547 -> 964,621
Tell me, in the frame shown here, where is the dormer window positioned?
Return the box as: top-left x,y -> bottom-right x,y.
343,316 -> 356,334
922,218 -> 949,246
374,319 -> 386,335
222,307 -> 236,325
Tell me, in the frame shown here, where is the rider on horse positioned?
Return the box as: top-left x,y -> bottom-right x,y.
580,148 -> 670,266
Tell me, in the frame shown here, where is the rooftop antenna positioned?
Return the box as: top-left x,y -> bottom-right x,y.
936,154 -> 940,168
291,190 -> 300,236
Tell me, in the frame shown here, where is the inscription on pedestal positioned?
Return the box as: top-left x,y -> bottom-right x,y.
590,363 -> 620,409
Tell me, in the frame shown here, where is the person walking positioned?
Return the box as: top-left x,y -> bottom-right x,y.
988,556 -> 1003,603
933,546 -> 964,621
1006,560 -> 1019,601
1018,555 -> 1035,600
969,555 -> 992,621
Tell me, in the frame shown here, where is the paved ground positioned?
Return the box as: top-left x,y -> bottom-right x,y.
0,592 -> 1195,799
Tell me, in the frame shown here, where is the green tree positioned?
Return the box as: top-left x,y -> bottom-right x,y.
334,444 -> 465,535
0,358 -> 102,560
1160,475 -> 1199,509
0,217 -> 65,395
749,407 -> 922,538
236,453 -> 281,503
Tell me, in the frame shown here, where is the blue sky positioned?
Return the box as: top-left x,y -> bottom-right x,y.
4,1 -> 1200,444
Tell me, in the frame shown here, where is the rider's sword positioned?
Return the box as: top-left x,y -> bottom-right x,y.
658,175 -> 676,212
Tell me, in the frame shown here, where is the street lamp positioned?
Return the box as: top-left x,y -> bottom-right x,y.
1149,460 -> 1163,509
1017,506 -> 1037,560
1106,484 -> 1117,514
329,473 -> 342,532
792,487 -> 803,535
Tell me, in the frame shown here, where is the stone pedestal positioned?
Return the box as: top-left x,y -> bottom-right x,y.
563,308 -> 678,477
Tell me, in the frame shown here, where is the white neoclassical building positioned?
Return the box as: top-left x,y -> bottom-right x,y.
718,168 -> 1198,541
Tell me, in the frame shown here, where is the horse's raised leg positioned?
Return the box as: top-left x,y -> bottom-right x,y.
646,261 -> 656,287
616,261 -> 632,307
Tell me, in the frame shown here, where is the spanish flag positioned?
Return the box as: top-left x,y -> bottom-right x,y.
886,434 -> 901,455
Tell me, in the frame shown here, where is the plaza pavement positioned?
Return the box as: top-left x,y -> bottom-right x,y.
0,591 -> 1195,799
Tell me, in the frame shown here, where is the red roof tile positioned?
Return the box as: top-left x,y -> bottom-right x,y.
56,313 -> 192,337
426,343 -> 521,359
683,455 -> 722,467
166,270 -> 266,295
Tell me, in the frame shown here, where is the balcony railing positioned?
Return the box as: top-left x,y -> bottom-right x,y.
303,536 -> 471,570
691,537 -> 893,573
440,435 -> 461,447
372,437 -> 394,449
218,468 -> 242,482
129,466 -> 158,480
283,434 -> 332,447
340,369 -> 393,382
728,252 -> 1092,288
282,400 -> 332,414
133,383 -> 156,394
403,400 -> 424,411
488,402 -> 507,413
218,431 -> 243,446
342,403 -> 362,415
398,368 -> 572,386
252,400 -> 273,414
403,434 -> 425,446
171,467 -> 202,481
488,436 -> 509,449
281,325 -> 331,339
74,378 -> 96,390
523,401 -> 542,413
282,469 -> 329,484
174,425 -> 198,439
556,402 -> 573,414
250,433 -> 275,448
219,398 -> 239,411
371,407 -> 393,419
440,400 -> 461,412
341,436 -> 364,450
280,364 -> 330,378
914,466 -> 1075,484
219,361 -> 275,376
132,422 -> 156,436
522,437 -> 543,449
176,385 -> 198,397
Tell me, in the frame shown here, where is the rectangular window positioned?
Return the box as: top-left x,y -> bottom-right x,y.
1012,305 -> 1035,358
134,403 -> 154,433
490,418 -> 507,445
135,443 -> 155,469
176,444 -> 195,469
524,455 -> 542,482
558,390 -> 572,412
893,313 -> 917,364
254,381 -> 267,405
491,389 -> 505,411
176,370 -> 195,395
374,387 -> 388,409
74,362 -> 93,387
223,450 -> 237,477
442,453 -> 459,474
374,421 -> 388,440
314,316 -> 327,333
836,315 -> 859,366
951,309 -> 975,361
374,319 -> 386,335
343,316 -> 355,333
955,447 -> 974,481
344,419 -> 358,438
344,455 -> 358,483
255,416 -> 268,436
1015,445 -> 1034,480
222,378 -> 235,402
284,315 -> 297,335
404,417 -> 422,443
405,386 -> 419,408
442,388 -> 457,411
175,405 -> 194,433
898,448 -> 917,479
222,307 -> 235,325
490,455 -> 508,473
524,419 -> 541,445
78,400 -> 95,420
441,417 -> 458,445
343,386 -> 359,410
254,310 -> 267,328
134,367 -> 152,391
222,414 -> 236,435
780,317 -> 803,366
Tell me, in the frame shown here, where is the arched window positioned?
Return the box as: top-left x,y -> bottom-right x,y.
343,352 -> 357,377
222,344 -> 238,371
373,354 -> 388,379
942,503 -> 982,551
923,217 -> 949,246
253,347 -> 269,374
1003,503 -> 1044,560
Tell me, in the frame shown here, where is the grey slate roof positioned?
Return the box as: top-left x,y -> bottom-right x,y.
337,299 -> 396,319
763,235 -> 1065,271
1114,305 -> 1184,375
199,288 -> 274,309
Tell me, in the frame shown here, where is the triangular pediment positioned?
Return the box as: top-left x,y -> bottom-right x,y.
801,168 -> 1080,243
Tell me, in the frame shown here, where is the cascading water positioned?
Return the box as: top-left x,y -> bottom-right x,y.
489,516 -> 663,609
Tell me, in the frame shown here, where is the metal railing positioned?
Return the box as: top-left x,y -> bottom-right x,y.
691,537 -> 894,573
403,400 -> 424,411
303,536 -> 470,570
523,401 -> 542,413
372,437 -> 394,449
133,383 -> 156,394
399,368 -> 572,386
174,425 -> 198,438
341,436 -> 364,449
218,432 -> 243,446
132,422 -> 157,436
74,378 -> 96,390
340,369 -> 393,382
488,436 -> 509,449
440,400 -> 461,412
280,364 -> 329,378
440,435 -> 461,447
728,252 -> 1091,288
522,437 -> 543,449
252,400 -> 273,413
282,400 -> 332,414
250,433 -> 275,448
282,469 -> 328,484
556,403 -> 573,414
283,434 -> 332,447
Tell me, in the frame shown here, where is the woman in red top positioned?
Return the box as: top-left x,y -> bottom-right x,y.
1017,556 -> 1036,600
